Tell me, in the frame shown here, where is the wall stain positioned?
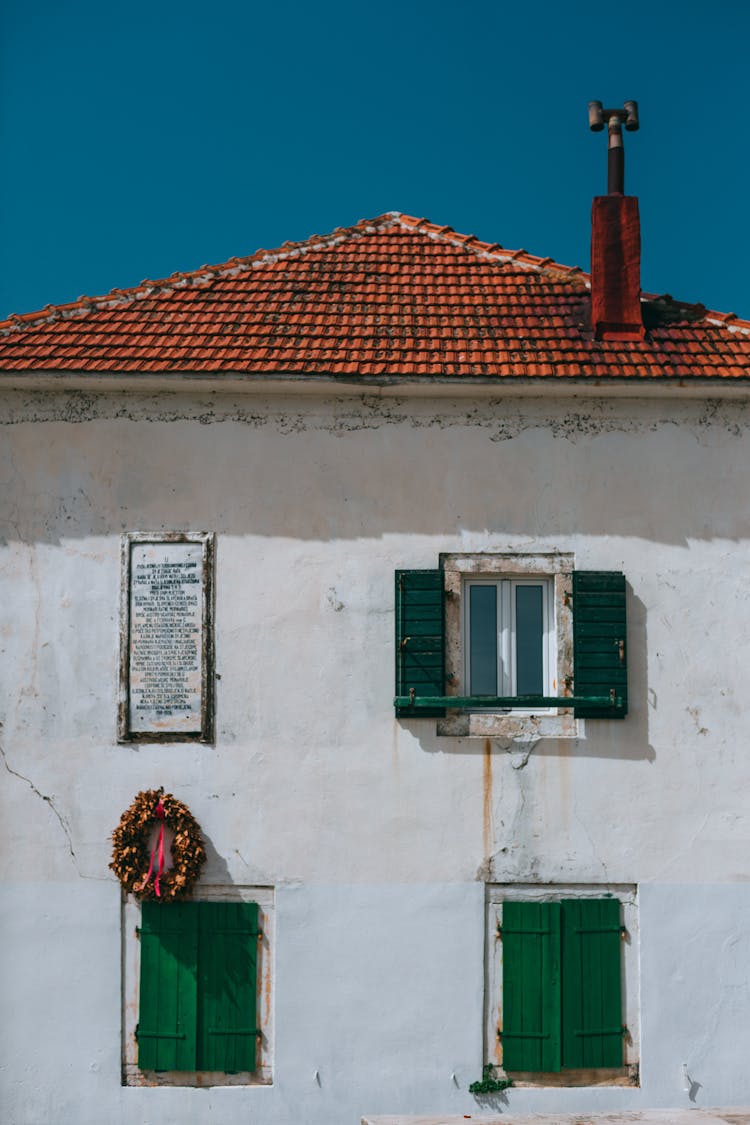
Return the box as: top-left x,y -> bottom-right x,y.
19,543 -> 40,700
483,738 -> 493,864
688,706 -> 709,736
3,391 -> 750,442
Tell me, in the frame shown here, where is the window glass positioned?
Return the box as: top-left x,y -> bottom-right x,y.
515,584 -> 544,694
465,578 -> 550,698
469,585 -> 497,694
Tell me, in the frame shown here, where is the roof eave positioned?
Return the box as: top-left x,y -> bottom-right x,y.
2,368 -> 750,399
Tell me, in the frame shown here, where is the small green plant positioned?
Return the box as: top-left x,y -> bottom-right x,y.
468,1064 -> 513,1095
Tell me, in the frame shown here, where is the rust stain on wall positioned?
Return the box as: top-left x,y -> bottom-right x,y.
483,738 -> 493,862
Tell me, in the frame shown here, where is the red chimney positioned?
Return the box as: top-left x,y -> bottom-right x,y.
588,101 -> 645,341
590,194 -> 644,340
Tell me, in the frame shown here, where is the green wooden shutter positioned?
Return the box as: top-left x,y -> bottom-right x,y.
501,901 -> 561,1072
395,569 -> 445,717
561,898 -> 623,1069
573,571 -> 628,718
138,902 -> 198,1071
198,901 -> 260,1073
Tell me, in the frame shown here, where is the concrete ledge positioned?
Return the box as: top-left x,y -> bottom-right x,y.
363,1111 -> 750,1125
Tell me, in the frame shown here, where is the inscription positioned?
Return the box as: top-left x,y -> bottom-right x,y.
128,542 -> 204,733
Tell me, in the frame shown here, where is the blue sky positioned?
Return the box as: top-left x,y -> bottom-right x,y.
2,0 -> 748,320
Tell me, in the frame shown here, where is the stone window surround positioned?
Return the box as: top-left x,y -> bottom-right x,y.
485,883 -> 640,1089
122,884 -> 274,1087
438,552 -> 577,741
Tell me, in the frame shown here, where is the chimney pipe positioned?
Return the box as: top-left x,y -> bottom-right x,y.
588,101 -> 645,341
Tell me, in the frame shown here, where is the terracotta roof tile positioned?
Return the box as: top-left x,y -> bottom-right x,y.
0,211 -> 748,380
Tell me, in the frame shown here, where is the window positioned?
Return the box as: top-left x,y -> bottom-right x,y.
465,578 -> 553,700
138,901 -> 259,1073
487,886 -> 639,1087
394,554 -> 627,737
123,887 -> 273,1086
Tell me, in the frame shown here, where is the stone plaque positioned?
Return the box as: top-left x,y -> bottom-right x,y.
119,534 -> 214,741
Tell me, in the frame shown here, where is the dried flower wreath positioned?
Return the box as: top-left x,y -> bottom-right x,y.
110,788 -> 206,901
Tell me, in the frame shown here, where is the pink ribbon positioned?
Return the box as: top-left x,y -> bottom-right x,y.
139,798 -> 166,897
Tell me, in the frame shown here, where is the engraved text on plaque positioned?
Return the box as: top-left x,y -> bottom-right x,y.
120,535 -> 213,740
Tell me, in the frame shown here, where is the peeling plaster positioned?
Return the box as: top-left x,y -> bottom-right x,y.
506,740 -> 539,769
2,391 -> 750,441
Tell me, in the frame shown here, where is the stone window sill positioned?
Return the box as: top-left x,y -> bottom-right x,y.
437,711 -> 579,740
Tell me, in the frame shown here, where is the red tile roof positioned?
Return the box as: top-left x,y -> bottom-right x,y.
0,211 -> 748,380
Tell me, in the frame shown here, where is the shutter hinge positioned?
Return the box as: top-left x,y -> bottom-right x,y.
572,1025 -> 628,1038
573,924 -> 628,936
575,1026 -> 629,1039
497,926 -> 552,936
617,638 -> 625,664
498,1029 -> 550,1040
563,590 -> 572,606
409,687 -> 415,704
400,635 -> 411,649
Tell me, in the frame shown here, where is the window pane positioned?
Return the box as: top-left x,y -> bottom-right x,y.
516,585 -> 544,695
469,585 -> 497,695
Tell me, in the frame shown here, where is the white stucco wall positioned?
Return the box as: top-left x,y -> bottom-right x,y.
1,387 -> 750,1124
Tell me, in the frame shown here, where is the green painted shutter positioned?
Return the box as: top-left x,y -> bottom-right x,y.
138,902 -> 198,1071
573,571 -> 628,718
198,901 -> 260,1073
395,569 -> 445,717
561,898 -> 623,1069
501,901 -> 561,1072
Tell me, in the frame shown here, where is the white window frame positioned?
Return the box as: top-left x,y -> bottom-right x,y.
439,552 -> 577,740
485,883 -> 640,1088
122,884 -> 274,1087
464,576 -> 554,701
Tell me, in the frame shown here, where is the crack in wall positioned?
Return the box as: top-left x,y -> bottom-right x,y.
488,768 -> 537,882
572,799 -> 609,881
0,741 -> 95,877
649,810 -> 712,882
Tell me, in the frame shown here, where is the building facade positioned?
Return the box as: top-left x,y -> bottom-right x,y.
1,211 -> 750,1125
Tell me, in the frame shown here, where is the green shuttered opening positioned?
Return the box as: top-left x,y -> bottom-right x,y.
395,569 -> 446,717
138,901 -> 259,1073
502,898 -> 623,1073
395,567 -> 627,718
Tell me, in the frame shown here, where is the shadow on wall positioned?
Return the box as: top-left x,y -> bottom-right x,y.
201,831 -> 235,885
2,393 -> 750,546
400,586 -> 656,764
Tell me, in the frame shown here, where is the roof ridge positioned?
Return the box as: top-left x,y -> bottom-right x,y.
392,212 -> 587,281
394,216 -> 750,333
0,212 -> 405,334
2,211 -> 748,339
